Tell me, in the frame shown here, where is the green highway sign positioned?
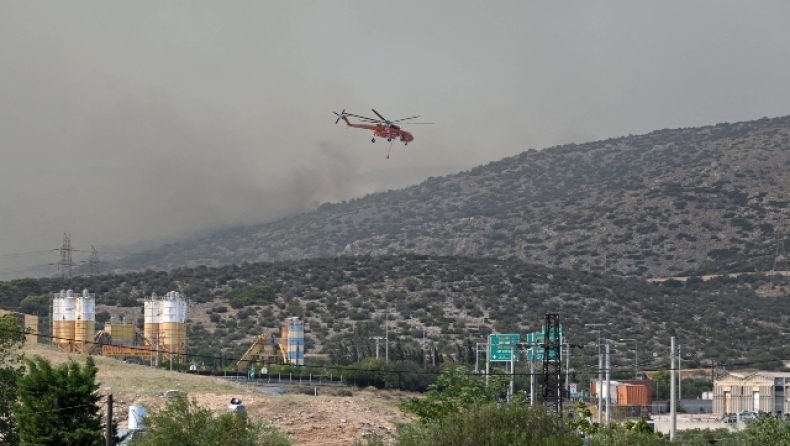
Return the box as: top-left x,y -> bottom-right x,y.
489,333 -> 519,362
526,347 -> 543,362
526,332 -> 544,345
489,333 -> 519,345
490,345 -> 516,361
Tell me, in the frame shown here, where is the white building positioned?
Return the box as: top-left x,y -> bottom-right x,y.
713,371 -> 790,415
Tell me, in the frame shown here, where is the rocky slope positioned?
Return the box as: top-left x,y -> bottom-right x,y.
107,115 -> 790,277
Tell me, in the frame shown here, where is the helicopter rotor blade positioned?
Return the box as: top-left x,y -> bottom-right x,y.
392,116 -> 420,122
346,113 -> 380,121
371,109 -> 387,121
400,122 -> 433,125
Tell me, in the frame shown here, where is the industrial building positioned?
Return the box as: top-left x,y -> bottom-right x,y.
713,371 -> 790,415
0,309 -> 39,344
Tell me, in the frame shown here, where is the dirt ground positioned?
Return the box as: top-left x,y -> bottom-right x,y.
22,344 -> 415,446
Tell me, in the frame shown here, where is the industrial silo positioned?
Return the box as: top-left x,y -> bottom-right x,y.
282,317 -> 304,366
143,293 -> 160,348
51,290 -> 66,350
160,291 -> 187,363
177,293 -> 188,359
59,290 -> 77,352
74,289 -> 95,353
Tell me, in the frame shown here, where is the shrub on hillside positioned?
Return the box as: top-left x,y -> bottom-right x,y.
360,403 -> 582,446
230,285 -> 276,308
130,393 -> 290,446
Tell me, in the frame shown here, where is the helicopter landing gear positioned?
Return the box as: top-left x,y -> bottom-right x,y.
371,138 -> 376,143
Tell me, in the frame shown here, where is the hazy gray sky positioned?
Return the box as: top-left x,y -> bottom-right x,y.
2,1 -> 790,279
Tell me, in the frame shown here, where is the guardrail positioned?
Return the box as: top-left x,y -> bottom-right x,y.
215,373 -> 347,387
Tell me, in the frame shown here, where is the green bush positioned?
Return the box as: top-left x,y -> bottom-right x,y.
229,285 -> 276,308
393,403 -> 581,446
130,393 -> 290,446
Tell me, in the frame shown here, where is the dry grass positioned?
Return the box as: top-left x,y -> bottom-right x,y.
21,343 -> 244,395
19,343 -> 414,445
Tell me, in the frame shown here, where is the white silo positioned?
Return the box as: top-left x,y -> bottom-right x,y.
51,291 -> 66,350
160,291 -> 186,363
74,289 -> 95,353
60,290 -> 76,351
143,293 -> 160,347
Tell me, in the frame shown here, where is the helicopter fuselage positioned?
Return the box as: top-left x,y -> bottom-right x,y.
342,117 -> 414,143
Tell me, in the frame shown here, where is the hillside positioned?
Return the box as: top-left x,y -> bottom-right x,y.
106,115 -> 790,277
6,254 -> 790,372
22,344 -> 409,446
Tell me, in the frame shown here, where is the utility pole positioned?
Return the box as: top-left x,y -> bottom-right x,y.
620,338 -> 638,379
385,313 -> 389,362
371,337 -> 383,359
475,342 -> 481,373
598,348 -> 603,424
58,233 -> 75,280
149,297 -> 155,367
105,391 -> 113,446
486,340 -> 491,387
423,328 -> 427,371
530,360 -> 535,406
670,336 -> 677,441
374,311 -> 393,362
156,330 -> 162,367
678,344 -> 682,400
605,343 -> 611,425
509,344 -> 515,401
585,323 -> 608,424
565,342 -> 571,398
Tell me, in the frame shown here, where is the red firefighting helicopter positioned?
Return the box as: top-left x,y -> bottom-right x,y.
333,109 -> 433,158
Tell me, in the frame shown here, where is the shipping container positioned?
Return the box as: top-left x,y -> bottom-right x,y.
618,384 -> 650,406
621,379 -> 653,405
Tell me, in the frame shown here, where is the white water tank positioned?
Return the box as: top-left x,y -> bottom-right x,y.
128,405 -> 147,430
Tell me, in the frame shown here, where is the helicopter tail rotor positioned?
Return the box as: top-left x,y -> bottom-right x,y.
333,109 -> 347,124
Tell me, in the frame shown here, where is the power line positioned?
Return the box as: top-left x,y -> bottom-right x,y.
12,402 -> 104,417
0,250 -> 58,259
0,263 -> 58,274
